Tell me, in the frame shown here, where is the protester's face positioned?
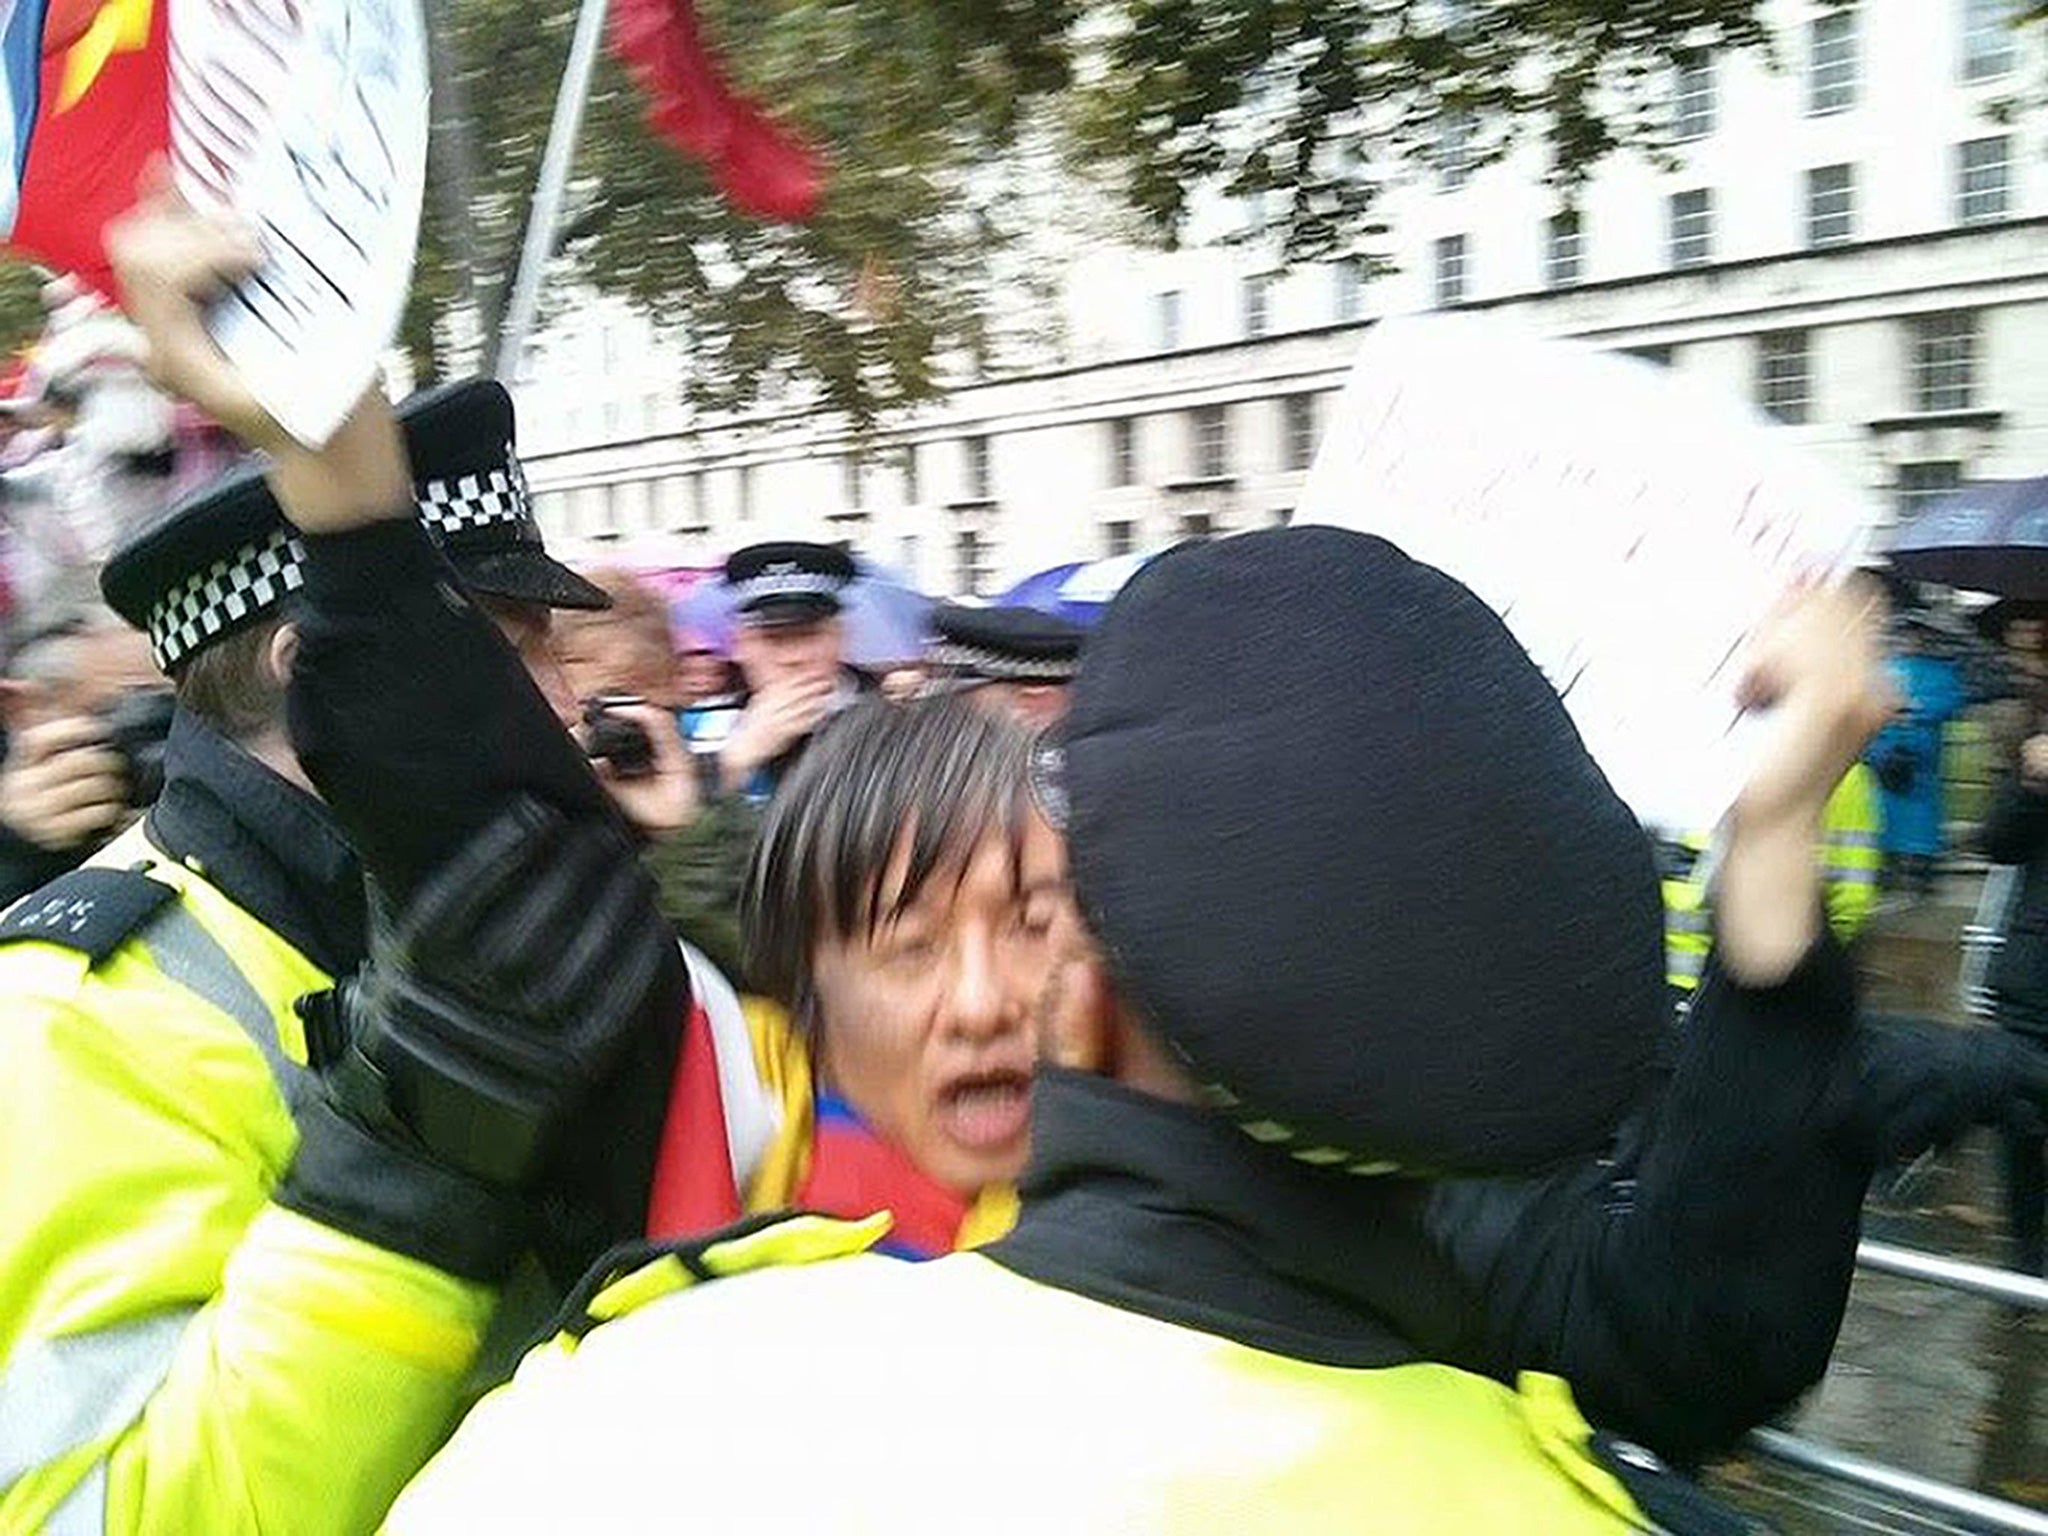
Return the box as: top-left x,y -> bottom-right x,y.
483,598 -> 581,730
552,611 -> 677,707
735,616 -> 842,696
678,649 -> 729,701
809,817 -> 1063,1193
968,680 -> 1071,728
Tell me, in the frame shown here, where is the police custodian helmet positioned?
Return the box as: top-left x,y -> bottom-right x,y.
1055,526 -> 1665,1177
103,379 -> 606,671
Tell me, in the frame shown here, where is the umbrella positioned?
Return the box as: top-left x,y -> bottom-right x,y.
1884,478 -> 2048,600
997,551 -> 1161,626
673,557 -> 932,668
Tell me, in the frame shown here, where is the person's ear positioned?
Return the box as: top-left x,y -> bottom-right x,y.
266,622 -> 301,688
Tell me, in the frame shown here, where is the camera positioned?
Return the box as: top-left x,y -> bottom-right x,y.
582,695 -> 657,780
101,688 -> 175,808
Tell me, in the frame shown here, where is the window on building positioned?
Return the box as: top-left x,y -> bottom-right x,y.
1898,461 -> 1964,518
900,444 -> 921,505
1282,394 -> 1318,473
1545,211 -> 1583,288
1671,53 -> 1715,142
575,485 -> 610,538
1963,0 -> 2019,81
1155,290 -> 1184,352
1334,258 -> 1367,323
663,475 -> 695,532
602,398 -> 623,437
826,510 -> 869,552
954,528 -> 990,597
899,535 -> 920,579
1808,9 -> 1858,114
1104,520 -> 1136,558
1755,331 -> 1812,425
1911,312 -> 1980,413
1240,189 -> 1271,237
690,470 -> 708,528
1190,405 -> 1230,481
1957,135 -> 2012,224
1181,513 -> 1216,542
1668,189 -> 1713,269
614,478 -> 649,532
1806,164 -> 1856,247
1110,417 -> 1138,486
1436,111 -> 1475,190
1433,234 -> 1469,307
1242,274 -> 1273,339
735,463 -> 753,521
964,435 -> 992,501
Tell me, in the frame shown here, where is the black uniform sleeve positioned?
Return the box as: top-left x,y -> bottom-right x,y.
1423,932 -> 1869,1464
0,821 -> 89,908
285,519 -> 616,903
284,518 -> 683,1286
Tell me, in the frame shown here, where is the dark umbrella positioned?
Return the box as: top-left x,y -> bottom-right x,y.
1886,477 -> 2048,598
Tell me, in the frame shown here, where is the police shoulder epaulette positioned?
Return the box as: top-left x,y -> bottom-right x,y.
0,867 -> 179,966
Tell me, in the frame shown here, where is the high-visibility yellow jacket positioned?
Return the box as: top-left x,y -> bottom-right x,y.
1663,763 -> 1883,997
386,1214 -> 1663,1535
0,825 -> 496,1535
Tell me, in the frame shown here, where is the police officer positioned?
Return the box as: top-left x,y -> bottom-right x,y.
1660,761 -> 1884,1006
386,529 -> 1909,1532
0,205 -> 683,1532
925,600 -> 1084,725
709,541 -> 870,802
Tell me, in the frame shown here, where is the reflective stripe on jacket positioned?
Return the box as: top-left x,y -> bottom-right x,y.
0,824 -> 495,1535
388,1214 -> 1657,1534
1662,764 -> 1886,995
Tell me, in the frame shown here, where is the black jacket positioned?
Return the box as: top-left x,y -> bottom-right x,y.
1981,773 -> 2048,1040
284,520 -> 686,1285
0,823 -> 88,910
999,940 -> 1868,1470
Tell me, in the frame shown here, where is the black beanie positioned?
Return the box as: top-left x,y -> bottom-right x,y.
1061,527 -> 1664,1176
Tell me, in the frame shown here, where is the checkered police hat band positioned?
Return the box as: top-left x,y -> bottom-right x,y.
147,527 -> 308,670
416,448 -> 534,540
733,571 -> 846,606
928,641 -> 1077,682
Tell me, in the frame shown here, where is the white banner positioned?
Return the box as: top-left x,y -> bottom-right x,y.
1297,313 -> 1876,834
171,0 -> 428,447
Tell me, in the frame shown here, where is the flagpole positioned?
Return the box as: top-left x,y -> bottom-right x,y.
494,0 -> 612,382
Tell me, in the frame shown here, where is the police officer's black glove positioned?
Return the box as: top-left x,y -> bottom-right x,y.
278,799 -> 681,1281
1843,1016 -> 2048,1164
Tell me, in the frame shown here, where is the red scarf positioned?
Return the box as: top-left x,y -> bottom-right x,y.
645,995 -> 969,1260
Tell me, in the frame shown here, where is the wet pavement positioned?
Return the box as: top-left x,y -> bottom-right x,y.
1710,1131 -> 2046,1533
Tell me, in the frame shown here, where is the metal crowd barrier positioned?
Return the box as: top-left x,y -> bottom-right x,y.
1742,1241 -> 2048,1535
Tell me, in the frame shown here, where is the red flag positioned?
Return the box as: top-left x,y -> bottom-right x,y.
7,0 -> 170,297
607,0 -> 822,223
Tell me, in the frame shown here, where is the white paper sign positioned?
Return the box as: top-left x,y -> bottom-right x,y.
1297,313 -> 1876,833
171,0 -> 429,447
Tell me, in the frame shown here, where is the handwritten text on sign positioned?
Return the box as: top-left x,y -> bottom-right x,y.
172,0 -> 428,446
